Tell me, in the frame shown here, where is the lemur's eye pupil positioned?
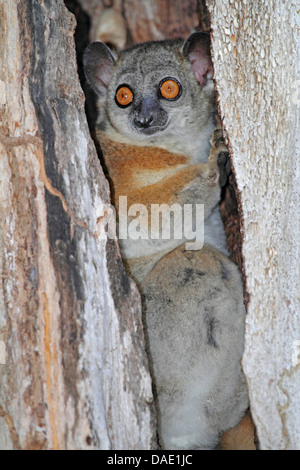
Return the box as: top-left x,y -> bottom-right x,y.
115,85 -> 133,107
120,90 -> 128,100
160,79 -> 181,100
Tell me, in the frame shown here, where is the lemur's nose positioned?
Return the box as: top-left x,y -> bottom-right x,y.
134,114 -> 154,128
134,98 -> 155,128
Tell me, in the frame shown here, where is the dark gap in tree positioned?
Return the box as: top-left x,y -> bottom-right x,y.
64,0 -> 252,450
64,0 -> 105,172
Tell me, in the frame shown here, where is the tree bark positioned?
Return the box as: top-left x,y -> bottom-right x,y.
0,0 -> 155,450
207,0 -> 300,450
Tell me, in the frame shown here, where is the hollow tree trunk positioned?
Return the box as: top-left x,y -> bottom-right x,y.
0,0 -> 155,450
77,0 -> 209,45
207,0 -> 300,450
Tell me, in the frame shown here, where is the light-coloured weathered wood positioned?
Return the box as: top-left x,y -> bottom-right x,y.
207,0 -> 300,450
0,0 -> 155,450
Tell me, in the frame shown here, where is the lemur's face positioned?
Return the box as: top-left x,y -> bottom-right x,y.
107,44 -> 187,139
84,34 -> 214,145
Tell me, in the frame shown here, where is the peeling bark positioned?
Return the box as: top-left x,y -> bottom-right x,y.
0,0 -> 155,450
207,0 -> 300,450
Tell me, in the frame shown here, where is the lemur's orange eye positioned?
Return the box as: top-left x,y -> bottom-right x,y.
115,85 -> 133,107
160,78 -> 181,100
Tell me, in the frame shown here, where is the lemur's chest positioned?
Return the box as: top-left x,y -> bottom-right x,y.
99,134 -> 192,208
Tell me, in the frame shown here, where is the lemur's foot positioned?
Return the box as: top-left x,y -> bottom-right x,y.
210,128 -> 231,187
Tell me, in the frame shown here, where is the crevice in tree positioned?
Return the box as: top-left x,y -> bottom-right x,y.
65,0 -> 252,450
64,0 -> 109,182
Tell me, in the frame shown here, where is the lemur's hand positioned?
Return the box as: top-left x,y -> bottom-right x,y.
210,128 -> 231,187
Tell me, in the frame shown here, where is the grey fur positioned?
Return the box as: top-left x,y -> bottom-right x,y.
84,33 -> 249,450
142,244 -> 248,449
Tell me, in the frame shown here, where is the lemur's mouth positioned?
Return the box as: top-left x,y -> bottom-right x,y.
134,123 -> 169,136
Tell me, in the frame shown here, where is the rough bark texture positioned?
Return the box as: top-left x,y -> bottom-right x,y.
207,0 -> 300,450
0,0 -> 155,450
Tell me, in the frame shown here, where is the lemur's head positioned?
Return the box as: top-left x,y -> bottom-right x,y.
83,32 -> 215,145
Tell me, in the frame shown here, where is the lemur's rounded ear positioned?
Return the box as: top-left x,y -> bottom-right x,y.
83,42 -> 116,96
182,32 -> 213,87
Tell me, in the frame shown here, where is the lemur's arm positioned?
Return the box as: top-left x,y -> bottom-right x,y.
121,162 -> 219,213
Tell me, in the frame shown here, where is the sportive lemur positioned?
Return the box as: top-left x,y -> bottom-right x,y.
83,32 -> 251,450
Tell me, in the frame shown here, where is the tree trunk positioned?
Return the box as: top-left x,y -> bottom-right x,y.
207,0 -> 300,450
0,0 -> 155,450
